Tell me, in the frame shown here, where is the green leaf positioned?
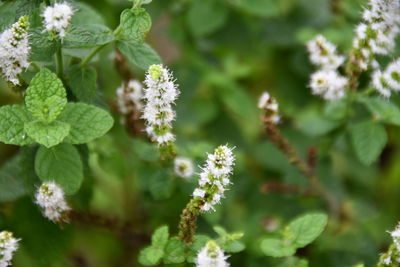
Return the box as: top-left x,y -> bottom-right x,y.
29,28 -> 56,61
138,247 -> 163,266
66,65 -> 97,103
285,213 -> 328,248
116,40 -> 161,70
58,103 -> 114,144
260,238 -> 296,257
323,99 -> 347,121
152,225 -> 169,248
186,0 -> 228,37
232,0 -> 284,18
163,237 -> 186,264
350,121 -> 387,165
63,24 -> 115,48
358,97 -> 400,126
296,107 -> 341,136
0,105 -> 34,146
119,8 -> 151,43
71,2 -> 106,25
0,147 -> 37,202
25,68 -> 67,123
35,143 -> 84,195
25,121 -> 70,148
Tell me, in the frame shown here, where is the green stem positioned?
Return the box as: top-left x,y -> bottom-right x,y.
56,42 -> 63,78
30,62 -> 41,71
80,44 -> 107,68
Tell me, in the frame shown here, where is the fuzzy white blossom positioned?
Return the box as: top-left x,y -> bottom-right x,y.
306,35 -> 345,70
309,70 -> 348,100
371,59 -> 400,97
352,0 -> 400,70
0,231 -> 20,267
174,157 -> 194,178
117,79 -> 144,114
35,182 -> 70,222
258,92 -> 280,124
42,2 -> 74,38
142,64 -> 179,145
0,16 -> 30,85
192,145 -> 235,212
195,240 -> 229,267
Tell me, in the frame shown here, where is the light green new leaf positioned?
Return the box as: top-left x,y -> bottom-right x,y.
285,213 -> 328,248
187,0 -> 228,37
25,68 -> 67,123
260,238 -> 296,257
0,105 -> 34,146
152,225 -> 169,248
58,103 -> 113,144
163,237 -> 186,264
359,97 -> 400,126
138,247 -> 163,266
25,121 -> 70,148
350,121 -> 387,165
66,65 -> 97,103
119,8 -> 151,43
35,143 -> 84,195
63,24 -> 115,48
116,40 -> 161,70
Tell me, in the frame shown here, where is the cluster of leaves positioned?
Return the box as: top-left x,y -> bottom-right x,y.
139,225 -> 245,265
0,0 -> 398,266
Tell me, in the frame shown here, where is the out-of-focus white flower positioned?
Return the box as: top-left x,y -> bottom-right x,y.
174,157 -> 194,178
142,64 -> 180,146
35,182 -> 70,222
372,70 -> 391,98
384,60 -> 400,91
258,92 -> 280,124
116,79 -> 144,114
0,16 -> 30,85
192,145 -> 235,212
42,2 -> 74,38
195,240 -> 229,267
352,0 -> 400,69
306,35 -> 345,70
309,70 -> 348,100
0,231 -> 20,267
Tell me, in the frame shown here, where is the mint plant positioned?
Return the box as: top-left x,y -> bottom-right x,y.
1,0 -> 400,266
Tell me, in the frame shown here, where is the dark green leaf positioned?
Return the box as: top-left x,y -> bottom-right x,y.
116,40 -> 161,70
35,143 -> 84,194
350,121 -> 387,165
63,24 -> 114,48
119,8 -> 151,43
66,65 -> 97,103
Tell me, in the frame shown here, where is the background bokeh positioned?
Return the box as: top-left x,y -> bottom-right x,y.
1,0 -> 400,266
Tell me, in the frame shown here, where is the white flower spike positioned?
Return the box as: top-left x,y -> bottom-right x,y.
309,70 -> 348,101
0,16 -> 30,85
142,64 -> 180,146
0,231 -> 20,267
35,182 -> 70,222
258,92 -> 280,124
42,2 -> 74,38
117,79 -> 144,115
195,240 -> 229,267
306,35 -> 345,70
192,145 -> 235,212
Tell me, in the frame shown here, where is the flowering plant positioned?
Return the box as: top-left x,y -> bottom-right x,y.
0,0 -> 400,266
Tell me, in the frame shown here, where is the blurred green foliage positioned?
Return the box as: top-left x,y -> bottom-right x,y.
1,0 -> 400,266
